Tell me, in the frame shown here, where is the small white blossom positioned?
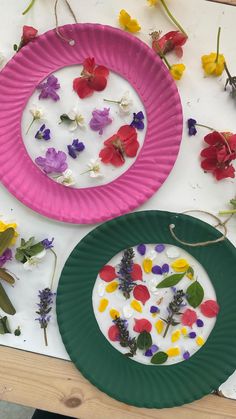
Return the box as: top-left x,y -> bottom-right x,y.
23,249 -> 46,271
30,106 -> 44,120
56,169 -> 75,186
123,304 -> 134,319
98,283 -> 105,297
87,158 -> 103,178
166,247 -> 180,259
67,107 -> 85,131
119,91 -> 133,115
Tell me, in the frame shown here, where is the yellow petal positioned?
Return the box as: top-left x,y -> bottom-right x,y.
201,53 -> 225,76
109,309 -> 120,319
0,221 -> 18,245
171,258 -> 189,272
155,319 -> 164,334
130,299 -> 142,312
143,258 -> 153,273
105,281 -> 118,293
171,330 -> 181,343
181,327 -> 188,336
98,298 -> 108,312
196,336 -> 205,346
118,9 -> 141,33
166,347 -> 180,357
170,64 -> 186,81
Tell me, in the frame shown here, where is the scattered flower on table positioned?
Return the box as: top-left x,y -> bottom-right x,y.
35,124 -> 51,141
201,28 -> 225,77
82,158 -> 103,178
73,57 -> 109,99
41,238 -> 54,249
118,9 -> 141,33
151,30 -> 188,58
187,118 -> 197,136
130,111 -> 145,130
23,249 -> 46,271
56,169 -> 75,186
67,139 -> 85,159
14,25 -> 38,52
104,91 -> 133,115
99,125 -> 139,167
147,0 -> 187,37
36,287 -> 55,346
26,106 -> 44,134
37,75 -> 60,101
35,148 -> 68,174
0,220 -> 18,244
60,107 -> 85,131
89,108 -> 112,135
0,249 -> 13,268
170,63 -> 186,80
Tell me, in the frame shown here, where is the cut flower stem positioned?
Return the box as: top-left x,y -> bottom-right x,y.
160,0 -> 187,37
215,27 -> 221,63
22,0 -> 36,15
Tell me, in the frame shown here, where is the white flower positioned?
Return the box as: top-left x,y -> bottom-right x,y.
23,249 -> 46,271
98,283 -> 105,297
87,158 -> 103,178
56,169 -> 75,186
67,107 -> 85,131
0,52 -> 6,69
123,304 -> 134,319
30,106 -> 44,120
166,247 -> 180,259
119,91 -> 133,114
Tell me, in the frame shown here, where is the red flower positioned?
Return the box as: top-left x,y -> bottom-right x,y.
99,125 -> 139,167
200,131 -> 236,180
151,31 -> 188,58
21,25 -> 38,46
73,57 -> 109,99
133,318 -> 152,333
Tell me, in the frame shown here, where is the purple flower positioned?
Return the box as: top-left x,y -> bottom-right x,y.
130,111 -> 145,130
89,108 -> 112,135
150,344 -> 158,353
155,244 -> 165,253
144,349 -> 153,357
196,319 -> 204,327
187,118 -> 197,136
67,139 -> 85,159
35,124 -> 51,141
137,244 -> 146,256
150,305 -> 159,313
42,238 -> 54,249
152,264 -> 169,275
189,332 -> 196,339
37,75 -> 60,101
183,350 -> 190,360
36,288 -> 55,347
0,248 -> 12,267
35,147 -> 68,174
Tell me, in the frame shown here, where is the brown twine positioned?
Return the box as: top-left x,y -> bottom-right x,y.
54,0 -> 78,45
169,210 -> 228,247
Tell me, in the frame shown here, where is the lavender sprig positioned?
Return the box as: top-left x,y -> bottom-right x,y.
113,316 -> 137,357
117,248 -> 136,299
162,289 -> 185,338
36,288 -> 55,346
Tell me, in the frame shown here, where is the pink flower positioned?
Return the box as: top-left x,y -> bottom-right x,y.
35,148 -> 68,174
151,30 -> 188,58
89,108 -> 112,135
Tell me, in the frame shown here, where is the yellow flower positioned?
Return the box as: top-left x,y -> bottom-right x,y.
109,309 -> 120,319
105,281 -> 118,293
98,298 -> 108,312
119,9 -> 141,33
155,319 -> 164,334
201,53 -> 225,76
166,347 -> 180,357
170,64 -> 186,80
130,299 -> 142,312
142,258 -> 152,273
147,0 -> 158,5
171,258 -> 189,272
0,221 -> 18,245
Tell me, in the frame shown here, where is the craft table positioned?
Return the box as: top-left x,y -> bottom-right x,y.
0,0 -> 236,417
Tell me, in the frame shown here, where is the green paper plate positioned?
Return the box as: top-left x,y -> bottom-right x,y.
56,211 -> 236,408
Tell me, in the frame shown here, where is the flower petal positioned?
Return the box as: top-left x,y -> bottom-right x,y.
133,318 -> 152,333
99,265 -> 117,282
94,65 -> 109,78
88,75 -> 107,92
73,77 -> 94,98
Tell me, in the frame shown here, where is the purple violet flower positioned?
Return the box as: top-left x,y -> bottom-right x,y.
150,344 -> 158,353
155,244 -> 165,253
89,108 -> 112,135
35,124 -> 51,141
0,248 -> 12,267
42,238 -> 54,249
130,111 -> 145,130
196,319 -> 204,327
152,264 -> 169,275
35,287 -> 55,346
137,244 -> 146,256
37,75 -> 60,101
35,147 -> 68,174
187,118 -> 197,136
144,349 -> 153,357
183,350 -> 190,360
189,332 -> 196,339
150,305 -> 159,314
67,139 -> 85,159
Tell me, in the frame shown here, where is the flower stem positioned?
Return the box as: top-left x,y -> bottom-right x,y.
103,99 -> 120,104
22,0 -> 36,15
219,209 -> 236,215
160,0 -> 187,36
215,27 -> 221,63
195,123 -> 215,131
26,117 -> 35,134
43,327 -> 48,346
49,249 -> 57,290
163,315 -> 173,338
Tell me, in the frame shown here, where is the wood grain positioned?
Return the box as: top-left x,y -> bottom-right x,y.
0,346 -> 236,419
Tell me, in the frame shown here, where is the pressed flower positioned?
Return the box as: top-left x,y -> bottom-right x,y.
152,264 -> 169,275
98,298 -> 109,312
143,258 -> 153,273
202,28 -> 225,77
133,285 -> 150,305
155,319 -> 164,334
170,63 -> 186,80
130,111 -> 145,130
200,131 -> 236,180
200,300 -> 219,317
171,330 -> 181,342
35,148 -> 68,174
187,118 -> 197,136
133,318 -> 152,333
0,221 -> 18,245
82,158 -> 103,178
155,244 -> 165,253
189,332 -> 197,339
109,309 -> 120,319
99,125 -> 139,167
41,238 -> 54,249
130,300 -> 142,312
151,30 -> 188,58
35,124 -> 51,141
196,336 -> 205,346
196,319 -> 204,327
60,108 -> 85,131
56,169 -> 75,187
26,106 -> 44,134
150,305 -> 159,314
108,324 -> 120,341
14,25 -> 38,52
73,57 -> 109,99
183,350 -> 190,360
99,265 -> 117,282
105,281 -> 118,293
181,308 -> 197,327
171,258 -> 189,272
137,244 -> 146,256
89,108 -> 112,135
166,347 -> 180,357
36,287 -> 55,346
0,249 -> 12,267
37,75 -> 60,101
67,139 -> 85,159
130,264 -> 143,281
119,9 -> 141,33
24,249 -> 46,271
104,91 -> 133,115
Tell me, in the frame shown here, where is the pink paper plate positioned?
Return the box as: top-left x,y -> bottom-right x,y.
0,24 -> 182,224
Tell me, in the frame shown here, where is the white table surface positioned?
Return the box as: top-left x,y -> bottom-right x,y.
0,0 -> 235,397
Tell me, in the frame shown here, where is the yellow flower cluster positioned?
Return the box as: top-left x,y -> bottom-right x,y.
201,53 -> 225,77
170,64 -> 186,80
119,10 -> 141,33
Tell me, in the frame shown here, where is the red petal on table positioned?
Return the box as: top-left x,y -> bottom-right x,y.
181,308 -> 197,327
131,264 -> 143,281
108,325 -> 120,341
200,300 -> 220,318
88,75 -> 107,91
99,265 -> 117,282
99,146 -> 114,164
133,285 -> 150,305
117,125 -> 137,141
83,57 -> 95,73
123,138 -> 139,157
133,318 -> 152,333
214,165 -> 235,180
73,77 -> 94,98
94,65 -> 109,78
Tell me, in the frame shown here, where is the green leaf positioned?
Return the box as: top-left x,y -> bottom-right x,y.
19,237 -> 35,250
0,268 -> 15,285
60,114 -> 71,123
186,281 -> 204,308
0,228 -> 15,257
26,242 -> 44,256
151,351 -> 168,365
15,249 -> 25,262
0,283 -> 16,315
0,316 -> 11,334
157,272 -> 186,288
137,331 -> 152,350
